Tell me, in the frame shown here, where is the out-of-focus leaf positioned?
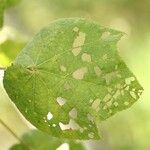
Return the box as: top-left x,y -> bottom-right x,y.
3,18 -> 143,140
10,130 -> 85,150
0,52 -> 10,66
48,0 -> 93,12
0,0 -> 21,28
0,40 -> 25,63
0,26 -> 26,67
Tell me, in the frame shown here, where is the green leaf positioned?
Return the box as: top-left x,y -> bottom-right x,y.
3,18 -> 143,140
10,130 -> 85,150
0,39 -> 24,59
0,26 -> 26,67
0,0 -> 21,28
0,39 -> 25,67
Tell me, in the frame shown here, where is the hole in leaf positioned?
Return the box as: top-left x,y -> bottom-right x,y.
94,66 -> 102,77
114,101 -> 119,107
102,54 -> 108,60
103,71 -> 118,85
113,90 -> 120,99
60,65 -> 66,72
64,83 -> 71,90
73,27 -> 79,32
106,100 -> 113,107
125,77 -> 135,85
72,32 -> 86,56
87,113 -> 94,122
130,91 -> 137,99
72,67 -> 87,80
47,112 -> 53,121
69,108 -> 77,119
88,132 -> 94,139
103,94 -> 112,102
72,47 -> 81,56
73,32 -> 86,47
101,31 -> 110,40
56,143 -> 69,150
92,99 -> 101,111
81,53 -> 91,62
52,124 -> 56,127
59,119 -> 80,131
124,101 -> 129,106
56,97 -> 66,106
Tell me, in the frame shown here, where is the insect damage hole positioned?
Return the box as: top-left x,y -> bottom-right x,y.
52,124 -> 56,127
114,101 -> 119,107
72,67 -> 87,80
60,65 -> 66,72
124,101 -> 129,106
88,132 -> 94,139
103,94 -> 112,102
69,108 -> 77,119
94,66 -> 102,77
73,27 -> 79,32
81,53 -> 91,62
72,32 -> 86,56
101,31 -> 110,40
125,77 -> 135,85
56,143 -> 69,150
47,112 -> 53,120
56,97 -> 66,106
113,90 -> 120,99
59,119 -> 80,130
103,71 -> 118,85
92,98 -> 101,112
130,91 -> 137,99
64,83 -> 71,90
87,113 -> 94,122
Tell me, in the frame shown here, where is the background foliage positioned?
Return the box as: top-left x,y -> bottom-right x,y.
0,0 -> 150,150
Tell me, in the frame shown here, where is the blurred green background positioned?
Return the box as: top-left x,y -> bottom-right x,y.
0,0 -> 150,149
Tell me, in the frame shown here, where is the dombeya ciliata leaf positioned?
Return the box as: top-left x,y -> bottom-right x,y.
4,18 -> 143,140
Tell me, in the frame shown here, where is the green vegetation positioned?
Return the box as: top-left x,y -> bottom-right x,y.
0,0 -> 149,150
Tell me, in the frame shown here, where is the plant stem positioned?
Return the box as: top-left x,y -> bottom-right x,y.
0,118 -> 32,150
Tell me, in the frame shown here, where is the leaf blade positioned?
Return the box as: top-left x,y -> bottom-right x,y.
10,130 -> 85,150
4,18 -> 143,140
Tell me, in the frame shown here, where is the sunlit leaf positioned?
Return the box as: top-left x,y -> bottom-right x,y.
3,18 -> 143,140
0,26 -> 26,67
10,130 -> 85,150
0,39 -> 25,65
0,52 -> 10,66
